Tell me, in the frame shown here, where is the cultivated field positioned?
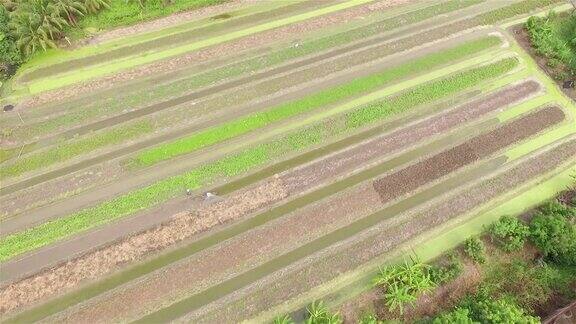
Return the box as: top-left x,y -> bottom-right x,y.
0,0 -> 575,323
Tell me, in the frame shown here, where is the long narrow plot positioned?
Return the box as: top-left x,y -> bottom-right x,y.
0,58 -> 519,263
193,138 -> 576,324
0,80 -> 542,319
121,106 -> 565,323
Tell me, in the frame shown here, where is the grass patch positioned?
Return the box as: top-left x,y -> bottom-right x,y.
0,121 -> 153,180
525,11 -> 576,79
0,57 -> 518,262
75,0 -> 229,33
129,36 -> 502,168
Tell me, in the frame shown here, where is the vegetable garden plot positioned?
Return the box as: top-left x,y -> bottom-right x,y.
190,138 -> 576,324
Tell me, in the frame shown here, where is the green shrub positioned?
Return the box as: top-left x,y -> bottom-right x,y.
0,6 -> 21,78
489,215 -> 530,252
474,299 -> 539,324
429,251 -> 463,284
530,208 -> 576,266
432,308 -> 477,324
464,237 -> 486,264
525,12 -> 576,74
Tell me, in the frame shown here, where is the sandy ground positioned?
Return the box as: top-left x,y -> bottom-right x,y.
190,139 -> 576,323
0,80 -> 540,313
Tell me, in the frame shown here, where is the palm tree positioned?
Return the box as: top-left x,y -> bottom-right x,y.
84,0 -> 110,14
305,300 -> 343,324
52,0 -> 87,26
272,314 -> 294,324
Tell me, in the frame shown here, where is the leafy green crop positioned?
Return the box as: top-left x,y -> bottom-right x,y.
10,0 -> 482,142
130,36 -> 502,168
0,57 -> 518,262
0,120 -> 154,180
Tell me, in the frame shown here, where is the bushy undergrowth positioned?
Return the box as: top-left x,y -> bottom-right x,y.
130,37 -> 502,168
525,11 -> 576,78
0,58 -> 517,262
529,201 -> 576,266
464,237 -> 486,264
429,251 -> 463,284
489,215 -> 530,252
434,291 -> 540,324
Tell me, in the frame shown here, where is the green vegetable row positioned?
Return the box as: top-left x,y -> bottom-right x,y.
130,36 -> 502,168
5,0 -> 482,142
0,36 -> 500,180
0,57 -> 519,262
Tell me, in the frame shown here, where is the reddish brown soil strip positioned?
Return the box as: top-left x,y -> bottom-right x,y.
192,139 -> 576,323
373,106 -> 565,202
0,84 -> 538,313
19,0 -> 410,108
281,81 -> 540,194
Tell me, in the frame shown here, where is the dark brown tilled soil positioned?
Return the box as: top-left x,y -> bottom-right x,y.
373,106 -> 565,202
192,139 -> 576,323
281,80 -> 540,194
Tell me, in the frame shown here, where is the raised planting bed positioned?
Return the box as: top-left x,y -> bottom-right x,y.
4,0 -> 482,137
0,36 -> 503,181
0,78 -> 542,316
0,58 -> 519,263
188,138 -> 576,324
17,1 -> 331,83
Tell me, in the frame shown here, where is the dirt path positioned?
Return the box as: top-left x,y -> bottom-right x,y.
187,139 -> 576,323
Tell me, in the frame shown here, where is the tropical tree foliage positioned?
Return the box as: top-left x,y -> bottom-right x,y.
373,258 -> 436,315
489,215 -> 530,252
0,0 -> 110,77
305,300 -> 343,324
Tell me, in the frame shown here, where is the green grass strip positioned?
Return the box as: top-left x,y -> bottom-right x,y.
0,121 -> 154,180
25,0 -> 375,94
3,0 -> 483,143
129,36 -> 502,168
0,57 -> 518,262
